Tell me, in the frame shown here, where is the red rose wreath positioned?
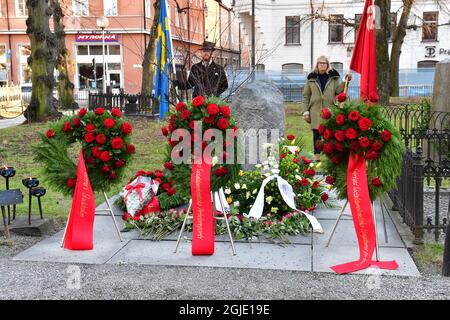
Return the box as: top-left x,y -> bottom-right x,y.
34,108 -> 135,195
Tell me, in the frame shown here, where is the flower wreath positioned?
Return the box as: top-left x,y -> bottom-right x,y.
160,95 -> 241,193
33,107 -> 135,195
317,96 -> 405,200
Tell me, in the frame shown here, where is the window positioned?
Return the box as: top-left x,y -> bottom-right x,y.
77,46 -> 89,55
256,64 -> 265,71
183,14 -> 187,29
19,45 -> 32,85
73,0 -> 89,17
417,60 -> 437,69
0,45 -> 6,58
354,14 -> 362,41
330,62 -> 343,72
329,14 -> 344,43
15,0 -> 28,17
175,11 -> 179,27
388,13 -> 397,41
145,0 -> 151,18
282,63 -> 303,73
108,45 -> 121,55
89,46 -> 103,55
104,0 -> 118,16
422,12 -> 438,41
285,16 -> 300,44
0,45 -> 6,82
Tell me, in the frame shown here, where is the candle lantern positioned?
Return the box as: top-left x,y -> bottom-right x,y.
22,177 -> 40,225
31,187 -> 46,220
0,166 -> 16,224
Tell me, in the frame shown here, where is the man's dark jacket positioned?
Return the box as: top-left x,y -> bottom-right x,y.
178,60 -> 228,98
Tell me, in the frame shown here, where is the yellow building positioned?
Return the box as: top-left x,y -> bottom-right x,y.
204,0 -> 241,68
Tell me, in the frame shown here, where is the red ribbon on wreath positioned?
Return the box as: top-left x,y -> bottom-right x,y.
191,154 -> 215,255
124,183 -> 146,204
331,152 -> 398,274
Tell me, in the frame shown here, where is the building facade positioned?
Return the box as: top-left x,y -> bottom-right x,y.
204,0 -> 241,68
233,0 -> 450,73
0,0 -> 209,94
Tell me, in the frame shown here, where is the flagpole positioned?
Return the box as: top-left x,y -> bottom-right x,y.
164,0 -> 179,103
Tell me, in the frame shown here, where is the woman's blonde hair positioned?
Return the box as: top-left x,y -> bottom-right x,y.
313,56 -> 332,74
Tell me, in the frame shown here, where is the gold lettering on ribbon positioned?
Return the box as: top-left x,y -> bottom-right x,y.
351,166 -> 370,264
195,166 -> 204,240
79,175 -> 90,219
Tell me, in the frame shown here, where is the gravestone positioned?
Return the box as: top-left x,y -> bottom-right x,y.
426,59 -> 450,161
232,81 -> 285,170
431,58 -> 450,115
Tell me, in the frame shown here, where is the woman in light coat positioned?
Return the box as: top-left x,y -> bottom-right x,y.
303,56 -> 350,161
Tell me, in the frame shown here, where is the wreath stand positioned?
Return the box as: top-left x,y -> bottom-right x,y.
325,195 -> 390,259
174,189 -> 237,255
60,190 -> 123,248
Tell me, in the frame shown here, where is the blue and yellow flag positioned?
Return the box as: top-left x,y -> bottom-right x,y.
154,0 -> 174,120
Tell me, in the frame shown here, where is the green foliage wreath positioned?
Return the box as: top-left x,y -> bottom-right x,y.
33,107 -> 135,195
318,99 -> 405,200
160,95 -> 241,193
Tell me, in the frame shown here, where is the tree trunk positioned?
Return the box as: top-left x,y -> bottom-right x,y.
390,0 -> 414,97
141,0 -> 161,108
25,0 -> 59,121
375,0 -> 391,105
51,0 -> 75,110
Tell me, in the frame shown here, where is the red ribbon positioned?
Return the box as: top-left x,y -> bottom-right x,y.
63,150 -> 96,250
191,155 -> 215,255
124,183 -> 146,204
331,152 -> 399,274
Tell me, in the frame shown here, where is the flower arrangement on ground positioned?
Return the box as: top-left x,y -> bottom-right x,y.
317,98 -> 404,200
33,107 -> 134,194
224,135 -> 331,216
121,134 -> 332,242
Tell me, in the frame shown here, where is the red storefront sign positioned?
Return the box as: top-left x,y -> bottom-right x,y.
75,34 -> 119,43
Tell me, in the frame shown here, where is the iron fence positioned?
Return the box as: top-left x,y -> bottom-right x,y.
274,84 -> 433,103
382,106 -> 449,245
88,93 -> 158,117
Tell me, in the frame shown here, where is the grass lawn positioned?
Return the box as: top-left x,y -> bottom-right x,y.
0,103 -> 311,220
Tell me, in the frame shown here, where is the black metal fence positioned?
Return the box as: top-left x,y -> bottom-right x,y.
88,93 -> 159,117
382,105 -> 449,245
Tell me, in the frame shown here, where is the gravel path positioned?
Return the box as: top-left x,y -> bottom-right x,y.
423,192 -> 449,243
1,234 -> 450,300
1,258 -> 450,300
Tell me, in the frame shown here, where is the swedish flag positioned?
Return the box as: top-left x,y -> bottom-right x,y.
154,0 -> 174,120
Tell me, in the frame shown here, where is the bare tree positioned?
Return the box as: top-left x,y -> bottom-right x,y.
390,0 -> 415,97
25,0 -> 60,121
51,0 -> 76,110
141,0 -> 161,104
307,0 -> 450,103
375,0 -> 391,105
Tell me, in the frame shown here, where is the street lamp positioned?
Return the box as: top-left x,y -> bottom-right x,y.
96,16 -> 110,94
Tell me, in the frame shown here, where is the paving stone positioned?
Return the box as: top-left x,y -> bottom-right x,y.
313,218 -> 404,248
108,240 -> 312,272
312,245 -> 421,277
13,216 -> 132,264
0,216 -> 55,237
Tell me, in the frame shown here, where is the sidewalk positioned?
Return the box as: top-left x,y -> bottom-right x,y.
13,195 -> 420,277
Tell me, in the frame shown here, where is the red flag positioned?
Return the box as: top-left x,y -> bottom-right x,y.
63,149 -> 96,250
350,0 -> 378,103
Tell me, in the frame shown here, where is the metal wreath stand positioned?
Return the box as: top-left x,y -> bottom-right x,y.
174,188 -> 237,255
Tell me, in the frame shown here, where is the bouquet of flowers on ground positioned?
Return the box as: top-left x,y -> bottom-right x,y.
225,134 -> 331,216
122,175 -> 158,217
116,168 -> 188,220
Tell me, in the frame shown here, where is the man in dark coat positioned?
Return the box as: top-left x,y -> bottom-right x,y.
175,41 -> 228,98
